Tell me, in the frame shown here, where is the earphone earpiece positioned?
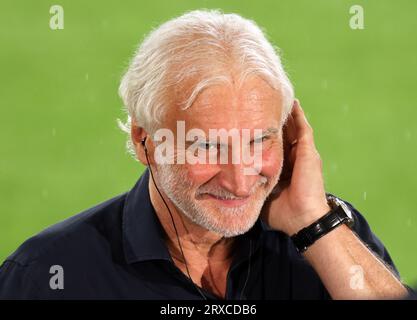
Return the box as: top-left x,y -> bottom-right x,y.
141,137 -> 147,149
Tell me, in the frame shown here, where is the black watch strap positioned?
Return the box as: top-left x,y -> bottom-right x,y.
291,204 -> 352,253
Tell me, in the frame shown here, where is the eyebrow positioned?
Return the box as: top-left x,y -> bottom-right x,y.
251,127 -> 279,140
260,127 -> 279,137
184,127 -> 280,146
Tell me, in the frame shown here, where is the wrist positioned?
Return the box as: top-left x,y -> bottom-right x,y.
284,205 -> 331,236
290,195 -> 355,253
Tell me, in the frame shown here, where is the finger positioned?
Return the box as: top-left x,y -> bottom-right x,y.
282,100 -> 300,168
282,101 -> 298,145
292,99 -> 314,144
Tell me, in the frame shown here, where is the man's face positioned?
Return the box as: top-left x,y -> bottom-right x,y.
154,75 -> 284,237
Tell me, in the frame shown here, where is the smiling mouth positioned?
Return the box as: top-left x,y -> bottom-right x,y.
200,193 -> 250,207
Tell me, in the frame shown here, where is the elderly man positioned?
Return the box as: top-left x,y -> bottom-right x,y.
0,10 -> 411,300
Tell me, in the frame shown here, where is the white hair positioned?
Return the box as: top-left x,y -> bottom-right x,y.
118,9 -> 294,155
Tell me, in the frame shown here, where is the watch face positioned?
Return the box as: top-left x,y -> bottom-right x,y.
337,199 -> 355,227
328,195 -> 355,228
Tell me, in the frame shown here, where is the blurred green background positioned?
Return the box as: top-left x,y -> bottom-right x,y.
0,0 -> 416,287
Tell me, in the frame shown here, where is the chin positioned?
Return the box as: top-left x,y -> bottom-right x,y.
211,221 -> 258,238
201,207 -> 261,238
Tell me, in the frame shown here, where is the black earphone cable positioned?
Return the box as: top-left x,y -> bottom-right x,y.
142,137 -> 252,300
143,138 -> 207,300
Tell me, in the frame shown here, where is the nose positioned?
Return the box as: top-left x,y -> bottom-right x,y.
217,161 -> 259,197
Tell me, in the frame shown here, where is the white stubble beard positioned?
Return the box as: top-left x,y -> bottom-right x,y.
153,163 -> 281,237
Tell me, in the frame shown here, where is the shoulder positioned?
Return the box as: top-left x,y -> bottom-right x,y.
6,193 -> 128,266
0,193 -> 127,298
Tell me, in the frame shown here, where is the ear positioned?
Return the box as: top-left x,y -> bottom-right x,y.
130,118 -> 149,166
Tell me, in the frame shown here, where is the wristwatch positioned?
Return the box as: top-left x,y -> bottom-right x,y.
291,194 -> 355,253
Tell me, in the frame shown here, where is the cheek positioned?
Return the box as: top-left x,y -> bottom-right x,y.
185,163 -> 220,186
260,145 -> 284,178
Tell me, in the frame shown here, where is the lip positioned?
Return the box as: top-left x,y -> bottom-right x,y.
203,193 -> 250,207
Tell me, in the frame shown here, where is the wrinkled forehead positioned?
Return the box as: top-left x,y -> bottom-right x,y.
163,75 -> 283,134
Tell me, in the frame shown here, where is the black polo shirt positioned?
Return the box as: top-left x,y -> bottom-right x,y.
0,169 -> 401,299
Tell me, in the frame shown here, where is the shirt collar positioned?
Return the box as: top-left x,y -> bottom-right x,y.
122,168 -> 269,265
122,168 -> 172,264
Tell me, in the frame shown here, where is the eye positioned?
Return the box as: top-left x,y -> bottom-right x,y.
252,136 -> 268,144
198,142 -> 218,150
